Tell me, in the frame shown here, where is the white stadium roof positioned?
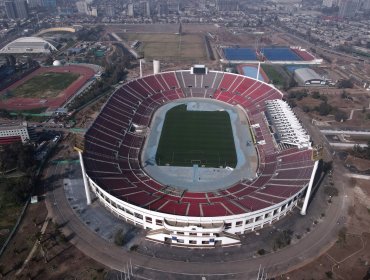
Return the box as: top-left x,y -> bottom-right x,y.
294,68 -> 324,85
0,36 -> 58,54
266,99 -> 311,149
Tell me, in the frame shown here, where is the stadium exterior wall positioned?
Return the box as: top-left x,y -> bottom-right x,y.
86,173 -> 310,246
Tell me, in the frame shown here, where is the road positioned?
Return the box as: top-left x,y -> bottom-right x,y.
42,157 -> 350,279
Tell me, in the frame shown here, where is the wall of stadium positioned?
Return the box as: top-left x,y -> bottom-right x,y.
86,173 -> 311,246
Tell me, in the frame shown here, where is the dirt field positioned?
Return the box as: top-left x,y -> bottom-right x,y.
118,33 -> 207,61
290,87 -> 370,128
345,155 -> 370,172
0,172 -> 108,280
283,176 -> 370,280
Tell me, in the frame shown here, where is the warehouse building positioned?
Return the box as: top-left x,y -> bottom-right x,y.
294,68 -> 326,86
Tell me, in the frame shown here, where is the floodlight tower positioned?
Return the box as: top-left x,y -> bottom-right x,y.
74,135 -> 92,205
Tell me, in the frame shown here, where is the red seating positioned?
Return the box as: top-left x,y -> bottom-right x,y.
291,48 -> 315,61
202,203 -> 230,217
238,196 -> 272,211
161,72 -> 179,89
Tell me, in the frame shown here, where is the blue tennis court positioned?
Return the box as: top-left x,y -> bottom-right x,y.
223,48 -> 257,61
261,48 -> 302,61
241,66 -> 265,81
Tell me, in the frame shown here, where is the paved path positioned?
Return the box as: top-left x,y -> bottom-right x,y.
320,129 -> 370,135
16,218 -> 50,276
44,161 -> 350,279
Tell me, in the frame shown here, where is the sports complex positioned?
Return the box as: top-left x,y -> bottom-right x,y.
0,65 -> 95,112
78,65 -> 320,247
221,46 -> 322,64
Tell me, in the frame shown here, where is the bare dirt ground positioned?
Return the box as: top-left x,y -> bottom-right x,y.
290,87 -> 370,128
283,175 -> 370,280
0,201 -> 107,280
345,156 -> 370,172
0,145 -> 109,279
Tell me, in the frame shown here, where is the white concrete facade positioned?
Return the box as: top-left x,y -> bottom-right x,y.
0,121 -> 30,143
85,171 -> 313,246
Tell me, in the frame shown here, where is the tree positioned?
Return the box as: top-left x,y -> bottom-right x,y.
302,105 -> 310,113
312,91 -> 321,99
337,79 -> 354,89
337,227 -> 347,247
273,230 -> 293,250
114,229 -> 125,246
45,55 -> 53,66
317,102 -> 332,116
334,110 -> 348,122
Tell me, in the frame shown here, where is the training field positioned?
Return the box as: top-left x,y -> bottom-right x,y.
155,105 -> 237,168
119,33 -> 206,61
0,65 -> 95,111
10,72 -> 80,99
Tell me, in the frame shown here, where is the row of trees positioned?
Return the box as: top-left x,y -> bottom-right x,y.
0,143 -> 35,204
0,143 -> 35,174
286,90 -> 348,122
68,44 -> 132,110
352,141 -> 370,160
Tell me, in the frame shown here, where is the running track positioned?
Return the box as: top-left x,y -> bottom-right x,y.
0,65 -> 95,111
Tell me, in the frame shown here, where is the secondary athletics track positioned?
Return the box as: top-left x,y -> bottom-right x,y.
0,65 -> 95,111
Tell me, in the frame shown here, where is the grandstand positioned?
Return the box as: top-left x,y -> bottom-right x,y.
0,37 -> 58,54
78,68 -> 319,247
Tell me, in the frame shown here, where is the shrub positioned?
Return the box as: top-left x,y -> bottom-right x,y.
257,249 -> 266,255
324,186 -> 339,197
273,230 -> 293,250
130,244 -> 139,251
114,229 -> 125,246
312,91 -> 321,99
317,102 -> 332,116
325,271 -> 333,278
334,110 -> 348,122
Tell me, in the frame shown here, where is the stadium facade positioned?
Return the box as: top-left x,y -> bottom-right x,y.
78,69 -> 319,247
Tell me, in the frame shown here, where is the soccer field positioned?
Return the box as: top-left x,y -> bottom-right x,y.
118,33 -> 206,61
155,105 -> 237,168
11,72 -> 80,99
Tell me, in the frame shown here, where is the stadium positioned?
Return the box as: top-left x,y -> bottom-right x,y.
78,66 -> 320,247
0,37 -> 58,54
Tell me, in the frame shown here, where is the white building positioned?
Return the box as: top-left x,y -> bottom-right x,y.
294,68 -> 325,86
322,0 -> 334,7
0,37 -> 57,54
0,121 -> 32,144
76,1 -> 89,14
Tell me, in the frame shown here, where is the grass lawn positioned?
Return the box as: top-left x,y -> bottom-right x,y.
11,72 -> 80,99
155,105 -> 237,168
119,33 -> 206,61
261,64 -> 286,86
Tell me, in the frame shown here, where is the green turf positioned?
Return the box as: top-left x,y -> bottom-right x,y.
12,72 -> 80,99
261,64 -> 285,86
155,105 -> 237,168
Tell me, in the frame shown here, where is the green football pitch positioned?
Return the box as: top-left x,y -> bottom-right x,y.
155,105 -> 237,168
